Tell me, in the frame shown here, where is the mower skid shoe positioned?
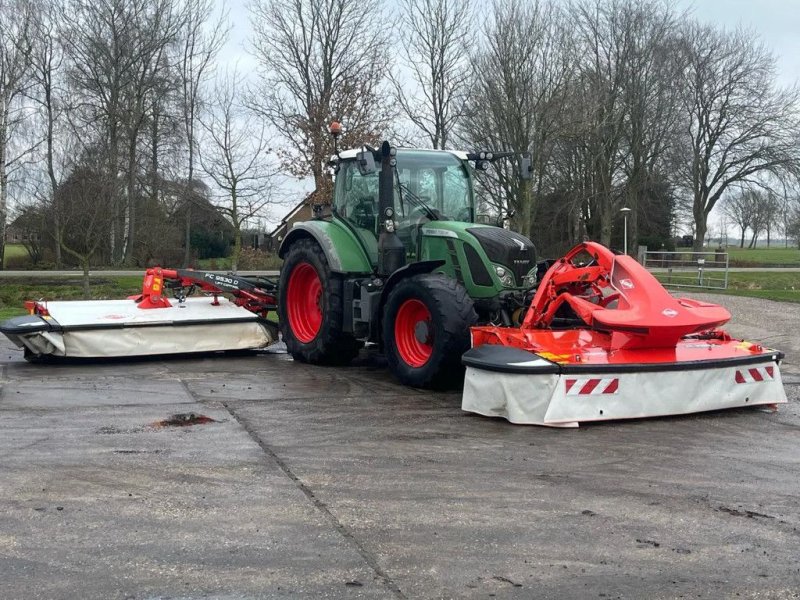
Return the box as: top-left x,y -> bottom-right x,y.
461,345 -> 787,427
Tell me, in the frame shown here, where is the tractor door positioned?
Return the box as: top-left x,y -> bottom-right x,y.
333,160 -> 379,267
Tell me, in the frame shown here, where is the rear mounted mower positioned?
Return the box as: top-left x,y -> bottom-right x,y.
0,268 -> 278,360
461,242 -> 787,427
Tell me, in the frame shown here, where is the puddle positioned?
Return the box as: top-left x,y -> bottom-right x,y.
151,413 -> 217,428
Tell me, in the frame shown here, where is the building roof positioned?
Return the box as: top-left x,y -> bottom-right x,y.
267,195 -> 312,237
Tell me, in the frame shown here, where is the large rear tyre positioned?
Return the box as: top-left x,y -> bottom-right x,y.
279,239 -> 361,365
383,274 -> 477,389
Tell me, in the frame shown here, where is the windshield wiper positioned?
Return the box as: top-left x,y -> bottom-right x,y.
397,180 -> 439,221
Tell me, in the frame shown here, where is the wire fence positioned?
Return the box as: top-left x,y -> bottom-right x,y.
642,250 -> 729,290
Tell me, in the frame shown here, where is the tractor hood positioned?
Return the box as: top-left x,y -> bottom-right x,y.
466,226 -> 536,286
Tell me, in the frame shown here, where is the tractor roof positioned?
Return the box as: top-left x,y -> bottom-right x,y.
334,148 -> 469,161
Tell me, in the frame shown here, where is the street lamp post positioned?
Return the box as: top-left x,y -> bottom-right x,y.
620,207 -> 632,255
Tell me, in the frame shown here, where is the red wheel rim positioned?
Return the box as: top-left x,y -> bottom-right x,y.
286,262 -> 323,343
394,298 -> 433,368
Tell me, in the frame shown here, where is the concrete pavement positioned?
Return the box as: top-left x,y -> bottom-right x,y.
0,295 -> 798,599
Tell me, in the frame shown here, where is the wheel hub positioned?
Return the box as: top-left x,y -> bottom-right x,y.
414,320 -> 431,345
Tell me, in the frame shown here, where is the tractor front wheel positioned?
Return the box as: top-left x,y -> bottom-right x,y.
279,239 -> 361,365
383,274 -> 477,388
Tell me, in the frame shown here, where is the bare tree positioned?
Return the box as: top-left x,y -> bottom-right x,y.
763,192 -> 782,248
617,0 -> 681,254
721,189 -> 756,248
674,23 -> 800,250
177,0 -> 228,265
119,0 -> 183,265
787,197 -> 800,249
0,0 -> 36,268
391,0 -> 472,149
199,70 -> 278,272
63,0 -> 131,264
63,0 -> 184,265
464,0 -> 572,239
28,0 -> 67,266
249,0 -> 392,197
564,0 -> 682,249
53,157 -> 114,296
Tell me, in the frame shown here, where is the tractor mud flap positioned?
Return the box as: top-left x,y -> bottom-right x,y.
461,345 -> 787,427
1,297 -> 276,359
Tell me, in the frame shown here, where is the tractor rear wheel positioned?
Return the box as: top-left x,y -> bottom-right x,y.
279,238 -> 361,365
383,273 -> 477,389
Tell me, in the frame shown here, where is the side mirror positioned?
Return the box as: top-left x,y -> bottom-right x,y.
518,153 -> 533,180
356,150 -> 376,175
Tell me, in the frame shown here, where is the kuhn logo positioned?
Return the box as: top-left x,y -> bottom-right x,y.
662,308 -> 678,318
619,278 -> 634,289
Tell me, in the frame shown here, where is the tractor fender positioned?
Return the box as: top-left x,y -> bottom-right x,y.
377,260 -> 446,336
278,221 -> 373,274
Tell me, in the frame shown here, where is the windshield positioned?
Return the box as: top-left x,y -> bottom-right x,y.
394,150 -> 474,223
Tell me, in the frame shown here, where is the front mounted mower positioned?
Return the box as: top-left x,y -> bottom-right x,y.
461,242 -> 787,426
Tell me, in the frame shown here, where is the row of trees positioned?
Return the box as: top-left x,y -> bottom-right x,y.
247,0 -> 800,254
720,188 -> 795,249
2,0 -> 800,270
1,0 -> 277,272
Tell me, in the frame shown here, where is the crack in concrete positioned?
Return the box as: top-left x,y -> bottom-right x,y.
220,400 -> 407,599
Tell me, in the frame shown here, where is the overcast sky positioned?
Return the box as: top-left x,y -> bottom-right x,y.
676,0 -> 800,86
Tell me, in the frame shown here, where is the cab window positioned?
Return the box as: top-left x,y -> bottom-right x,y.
334,161 -> 379,234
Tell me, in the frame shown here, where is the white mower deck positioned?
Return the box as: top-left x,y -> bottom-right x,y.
1,297 -> 275,359
462,344 -> 786,428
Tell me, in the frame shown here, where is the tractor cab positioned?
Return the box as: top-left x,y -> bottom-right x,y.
332,148 -> 475,264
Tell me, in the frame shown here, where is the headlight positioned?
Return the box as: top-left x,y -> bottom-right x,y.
494,265 -> 515,288
523,267 -> 537,288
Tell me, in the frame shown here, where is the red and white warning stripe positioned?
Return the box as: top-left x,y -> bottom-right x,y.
735,366 -> 775,384
565,377 -> 619,395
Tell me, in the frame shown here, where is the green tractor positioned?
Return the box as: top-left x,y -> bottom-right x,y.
278,129 -> 537,388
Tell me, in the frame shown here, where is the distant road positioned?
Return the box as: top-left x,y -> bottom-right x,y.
0,267 -> 798,279
648,267 -> 800,273
0,270 -> 281,278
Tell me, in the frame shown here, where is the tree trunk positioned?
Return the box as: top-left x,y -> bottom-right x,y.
82,259 -> 91,299
520,178 -> 533,238
231,227 -> 241,273
124,137 -> 138,266
0,166 -> 7,270
183,206 -> 192,266
108,122 -> 123,265
44,83 -> 62,268
600,202 -> 612,247
183,139 -> 195,266
0,105 -> 7,270
693,202 -> 707,251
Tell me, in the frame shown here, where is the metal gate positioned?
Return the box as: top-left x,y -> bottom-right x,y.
642,250 -> 729,290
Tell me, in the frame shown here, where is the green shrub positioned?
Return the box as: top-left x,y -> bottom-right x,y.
237,248 -> 283,270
